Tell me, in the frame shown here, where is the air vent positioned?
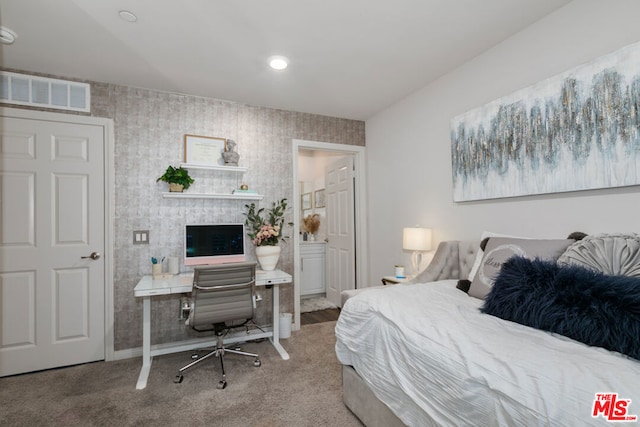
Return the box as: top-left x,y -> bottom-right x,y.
0,71 -> 90,113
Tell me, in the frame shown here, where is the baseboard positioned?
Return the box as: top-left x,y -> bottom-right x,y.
113,347 -> 142,361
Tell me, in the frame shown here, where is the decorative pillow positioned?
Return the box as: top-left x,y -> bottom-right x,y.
558,233 -> 640,277
481,257 -> 640,361
467,237 -> 573,299
456,279 -> 471,293
467,231 -> 530,281
455,238 -> 490,293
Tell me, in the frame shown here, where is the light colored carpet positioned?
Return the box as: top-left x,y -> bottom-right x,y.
300,297 -> 338,313
0,321 -> 361,427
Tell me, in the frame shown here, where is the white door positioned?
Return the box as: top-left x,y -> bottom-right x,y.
0,114 -> 105,376
325,156 -> 355,307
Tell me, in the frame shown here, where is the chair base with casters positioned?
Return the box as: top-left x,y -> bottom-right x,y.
174,323 -> 261,388
176,262 -> 261,388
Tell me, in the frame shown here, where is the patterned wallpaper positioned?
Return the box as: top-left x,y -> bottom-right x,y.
87,82 -> 365,351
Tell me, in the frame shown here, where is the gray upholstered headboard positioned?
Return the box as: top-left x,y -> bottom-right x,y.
340,240 -> 479,307
458,241 -> 480,279
409,240 -> 479,283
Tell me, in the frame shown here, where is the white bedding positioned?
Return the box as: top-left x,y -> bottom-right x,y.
335,281 -> 640,426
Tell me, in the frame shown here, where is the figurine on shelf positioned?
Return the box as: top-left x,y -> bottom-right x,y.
222,139 -> 240,166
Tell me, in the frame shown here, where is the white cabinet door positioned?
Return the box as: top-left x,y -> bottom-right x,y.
300,244 -> 325,296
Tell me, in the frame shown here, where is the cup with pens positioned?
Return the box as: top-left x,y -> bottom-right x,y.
152,256 -> 164,278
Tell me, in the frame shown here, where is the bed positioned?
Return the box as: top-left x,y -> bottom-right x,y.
335,236 -> 640,426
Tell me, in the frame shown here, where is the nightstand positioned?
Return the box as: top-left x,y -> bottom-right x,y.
381,276 -> 413,285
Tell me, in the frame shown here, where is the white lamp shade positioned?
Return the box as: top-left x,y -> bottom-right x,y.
403,227 -> 432,251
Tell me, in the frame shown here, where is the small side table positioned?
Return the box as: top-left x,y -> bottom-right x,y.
381,275 -> 414,285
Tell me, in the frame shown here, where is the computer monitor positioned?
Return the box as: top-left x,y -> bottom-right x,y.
184,224 -> 246,266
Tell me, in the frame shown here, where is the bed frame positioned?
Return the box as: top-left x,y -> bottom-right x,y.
342,365 -> 406,427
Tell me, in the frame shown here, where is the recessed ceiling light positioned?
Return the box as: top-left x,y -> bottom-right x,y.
0,26 -> 17,45
269,56 -> 289,70
119,10 -> 138,23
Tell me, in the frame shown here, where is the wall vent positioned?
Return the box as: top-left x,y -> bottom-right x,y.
0,71 -> 90,113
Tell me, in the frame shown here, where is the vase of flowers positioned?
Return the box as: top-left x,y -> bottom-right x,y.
244,198 -> 289,270
254,245 -> 281,271
303,214 -> 320,241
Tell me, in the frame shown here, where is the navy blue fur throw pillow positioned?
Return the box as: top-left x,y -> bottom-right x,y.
481,256 -> 640,361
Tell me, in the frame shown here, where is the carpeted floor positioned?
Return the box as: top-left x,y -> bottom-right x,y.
0,321 -> 362,427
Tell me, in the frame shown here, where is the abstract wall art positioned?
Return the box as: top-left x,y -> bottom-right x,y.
450,41 -> 640,202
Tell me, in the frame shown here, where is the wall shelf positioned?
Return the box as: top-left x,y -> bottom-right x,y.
162,192 -> 263,200
163,163 -> 259,200
180,163 -> 248,173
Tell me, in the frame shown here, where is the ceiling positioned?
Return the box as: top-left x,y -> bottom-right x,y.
0,0 -> 571,120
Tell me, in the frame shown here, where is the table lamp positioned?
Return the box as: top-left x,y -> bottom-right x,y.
403,227 -> 432,274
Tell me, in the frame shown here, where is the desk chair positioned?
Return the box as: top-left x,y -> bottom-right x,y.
175,262 -> 261,389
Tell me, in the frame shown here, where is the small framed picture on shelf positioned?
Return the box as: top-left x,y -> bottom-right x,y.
184,134 -> 226,166
314,188 -> 325,208
301,192 -> 312,210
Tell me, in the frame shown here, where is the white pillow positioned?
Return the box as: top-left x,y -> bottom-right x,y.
467,231 -> 532,280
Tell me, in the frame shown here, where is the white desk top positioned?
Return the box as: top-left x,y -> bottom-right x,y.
134,269 -> 292,297
255,269 -> 293,285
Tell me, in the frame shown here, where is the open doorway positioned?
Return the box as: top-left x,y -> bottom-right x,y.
291,139 -> 368,331
298,150 -> 343,313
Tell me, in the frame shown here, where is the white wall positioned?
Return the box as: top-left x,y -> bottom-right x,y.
366,0 -> 640,282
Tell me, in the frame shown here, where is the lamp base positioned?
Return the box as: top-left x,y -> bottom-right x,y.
411,251 -> 424,275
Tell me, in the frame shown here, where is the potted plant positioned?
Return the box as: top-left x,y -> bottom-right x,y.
156,166 -> 194,192
244,198 -> 289,270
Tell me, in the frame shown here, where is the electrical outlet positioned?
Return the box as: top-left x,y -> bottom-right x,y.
133,230 -> 149,245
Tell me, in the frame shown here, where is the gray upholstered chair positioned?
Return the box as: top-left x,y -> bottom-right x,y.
174,261 -> 261,389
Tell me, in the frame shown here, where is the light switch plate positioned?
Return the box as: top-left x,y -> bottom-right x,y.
133,230 -> 149,245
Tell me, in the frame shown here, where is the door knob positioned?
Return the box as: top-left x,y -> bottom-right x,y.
82,252 -> 101,260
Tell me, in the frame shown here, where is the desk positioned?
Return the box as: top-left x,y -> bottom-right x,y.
133,269 -> 292,390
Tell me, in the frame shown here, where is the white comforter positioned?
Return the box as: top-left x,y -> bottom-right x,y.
335,281 -> 640,426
